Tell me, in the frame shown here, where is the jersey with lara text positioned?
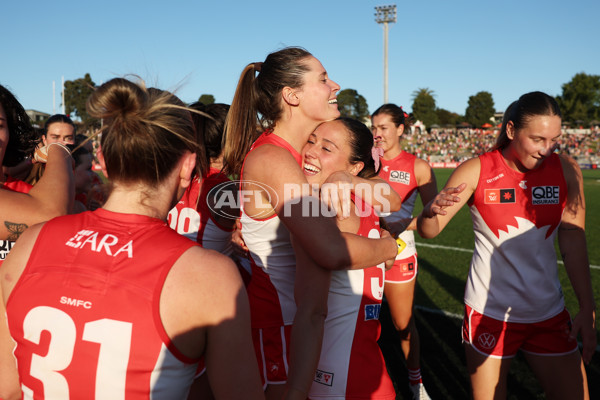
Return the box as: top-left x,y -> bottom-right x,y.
309,198 -> 395,400
6,208 -> 199,399
466,150 -> 567,322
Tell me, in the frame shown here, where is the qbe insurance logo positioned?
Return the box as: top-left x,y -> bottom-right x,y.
389,170 -> 410,185
207,180 -> 277,220
531,186 -> 559,205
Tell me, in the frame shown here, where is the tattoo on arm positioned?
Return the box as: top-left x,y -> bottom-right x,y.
5,221 -> 28,241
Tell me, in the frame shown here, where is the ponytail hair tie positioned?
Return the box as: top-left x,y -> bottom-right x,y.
371,145 -> 384,171
399,105 -> 409,120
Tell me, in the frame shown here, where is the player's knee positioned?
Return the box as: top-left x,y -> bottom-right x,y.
392,315 -> 413,336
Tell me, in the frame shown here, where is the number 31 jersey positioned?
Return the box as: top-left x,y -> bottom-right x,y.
6,208 -> 198,399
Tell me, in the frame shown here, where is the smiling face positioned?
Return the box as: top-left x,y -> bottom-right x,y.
43,122 -> 75,146
294,56 -> 341,123
301,120 -> 359,186
371,112 -> 403,158
504,115 -> 562,172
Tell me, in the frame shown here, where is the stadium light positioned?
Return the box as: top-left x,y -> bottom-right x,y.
374,5 -> 397,104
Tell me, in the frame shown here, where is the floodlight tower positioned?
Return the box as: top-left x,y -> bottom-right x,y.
374,4 -> 397,104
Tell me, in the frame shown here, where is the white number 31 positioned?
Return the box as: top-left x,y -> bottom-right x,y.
22,306 -> 132,400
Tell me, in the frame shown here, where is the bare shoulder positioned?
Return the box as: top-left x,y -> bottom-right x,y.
413,156 -> 432,171
413,157 -> 435,180
456,156 -> 481,171
244,143 -> 299,176
1,223 -> 45,299
242,142 -> 308,209
163,246 -> 244,321
447,157 -> 481,190
170,246 -> 242,293
160,246 -> 247,359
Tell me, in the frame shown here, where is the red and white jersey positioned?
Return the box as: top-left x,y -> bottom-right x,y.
6,208 -> 199,399
240,132 -> 300,328
466,150 -> 567,323
0,176 -> 33,265
309,198 -> 395,400
168,168 -> 233,256
378,152 -> 418,258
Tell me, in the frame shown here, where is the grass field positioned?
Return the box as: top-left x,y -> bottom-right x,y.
379,168 -> 600,399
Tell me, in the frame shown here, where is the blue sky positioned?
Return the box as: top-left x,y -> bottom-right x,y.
3,0 -> 599,118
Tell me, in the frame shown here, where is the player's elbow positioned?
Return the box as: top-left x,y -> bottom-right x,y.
317,249 -> 351,271
389,194 -> 402,212
417,227 -> 437,239
416,217 -> 439,239
295,299 -> 328,326
0,385 -> 22,400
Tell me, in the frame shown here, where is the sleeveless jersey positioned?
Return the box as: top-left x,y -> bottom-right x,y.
465,150 -> 567,323
240,132 -> 300,328
168,168 -> 233,255
0,176 -> 33,265
378,152 -> 418,258
309,198 -> 395,400
6,208 -> 199,399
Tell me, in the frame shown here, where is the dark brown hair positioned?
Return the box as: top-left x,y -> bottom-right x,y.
495,91 -> 562,150
0,84 -> 37,167
337,117 -> 379,178
371,103 -> 411,130
189,102 -> 229,177
44,114 -> 76,136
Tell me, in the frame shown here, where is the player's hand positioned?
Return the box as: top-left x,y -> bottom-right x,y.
320,171 -> 353,220
231,219 -> 249,258
380,229 -> 398,269
33,142 -> 72,163
425,183 -> 466,217
32,142 -> 45,163
570,308 -> 596,364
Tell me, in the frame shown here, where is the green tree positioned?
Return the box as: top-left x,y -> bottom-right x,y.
556,73 -> 600,124
465,91 -> 495,127
436,108 -> 462,127
411,88 -> 438,127
64,73 -> 96,127
336,89 -> 369,121
198,94 -> 215,105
